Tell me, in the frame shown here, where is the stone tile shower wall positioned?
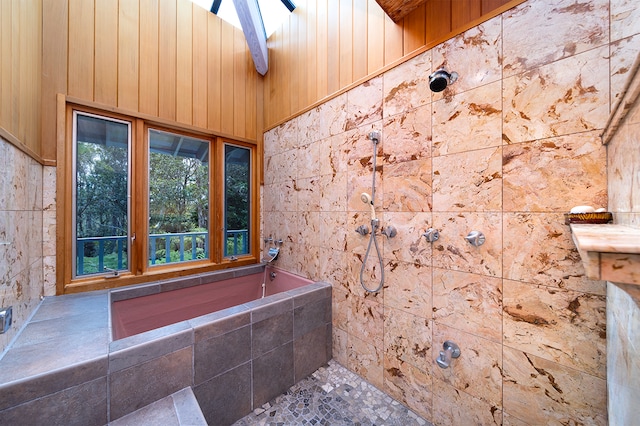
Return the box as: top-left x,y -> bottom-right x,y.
604,15 -> 640,423
263,0 -> 640,424
0,138 -> 45,354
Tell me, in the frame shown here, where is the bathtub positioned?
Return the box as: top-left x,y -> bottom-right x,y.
111,266 -> 311,340
0,264 -> 332,425
108,264 -> 332,424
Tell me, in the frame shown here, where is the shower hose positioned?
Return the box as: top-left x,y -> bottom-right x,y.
359,138 -> 385,293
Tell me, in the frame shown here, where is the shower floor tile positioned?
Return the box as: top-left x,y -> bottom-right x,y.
232,360 -> 431,426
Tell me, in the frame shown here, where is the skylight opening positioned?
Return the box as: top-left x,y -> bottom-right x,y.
190,0 -> 293,38
217,0 -> 243,30
257,0 -> 293,37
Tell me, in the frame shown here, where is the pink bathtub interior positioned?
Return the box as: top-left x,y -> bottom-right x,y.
111,268 -> 312,340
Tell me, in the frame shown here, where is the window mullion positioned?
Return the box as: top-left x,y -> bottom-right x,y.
131,119 -> 147,276
212,138 -> 224,263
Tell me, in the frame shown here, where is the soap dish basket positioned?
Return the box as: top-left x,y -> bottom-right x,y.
564,212 -> 613,225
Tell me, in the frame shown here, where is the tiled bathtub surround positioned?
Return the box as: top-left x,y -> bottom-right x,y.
0,266 -> 332,425
263,0 -> 640,424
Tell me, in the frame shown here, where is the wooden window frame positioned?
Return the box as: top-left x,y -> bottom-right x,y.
57,98 -> 260,294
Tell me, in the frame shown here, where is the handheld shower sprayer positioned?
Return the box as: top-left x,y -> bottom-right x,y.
358,130 -> 385,294
360,192 -> 376,219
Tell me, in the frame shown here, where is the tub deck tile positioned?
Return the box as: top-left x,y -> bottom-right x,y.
0,376 -> 108,426
194,325 -> 252,384
288,281 -> 332,307
0,356 -> 108,411
252,311 -> 294,358
230,264 -> 265,279
193,362 -> 252,426
294,323 -> 331,381
172,387 -> 208,426
0,292 -> 109,385
161,274 -> 205,293
252,342 -> 296,408
247,292 -> 294,322
109,347 -> 193,421
110,283 -> 161,302
109,322 -> 193,373
109,392 -> 180,425
33,290 -> 108,321
109,387 -> 207,426
294,296 -> 332,338
190,306 -> 251,342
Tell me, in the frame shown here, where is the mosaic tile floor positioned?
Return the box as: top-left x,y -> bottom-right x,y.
233,360 -> 431,426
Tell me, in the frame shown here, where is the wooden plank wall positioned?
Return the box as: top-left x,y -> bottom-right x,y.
0,0 -> 42,159
6,0 -> 522,161
262,0 -> 518,128
40,0 -> 260,163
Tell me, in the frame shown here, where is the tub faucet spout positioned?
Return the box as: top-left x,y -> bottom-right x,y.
263,247 -> 280,263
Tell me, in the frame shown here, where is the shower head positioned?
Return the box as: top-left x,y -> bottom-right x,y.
429,69 -> 458,92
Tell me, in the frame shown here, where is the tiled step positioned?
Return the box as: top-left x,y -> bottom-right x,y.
109,387 -> 207,426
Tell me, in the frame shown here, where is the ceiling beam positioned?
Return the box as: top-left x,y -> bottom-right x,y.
233,0 -> 269,75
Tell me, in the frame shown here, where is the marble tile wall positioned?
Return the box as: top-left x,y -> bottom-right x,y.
42,166 -> 56,298
604,20 -> 640,423
0,138 -> 45,354
263,0 -> 640,424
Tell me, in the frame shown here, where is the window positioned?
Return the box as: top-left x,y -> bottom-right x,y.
73,112 -> 131,277
63,105 -> 258,292
224,144 -> 251,257
148,129 -> 210,266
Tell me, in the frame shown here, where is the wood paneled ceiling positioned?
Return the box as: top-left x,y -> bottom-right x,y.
375,0 -> 426,22
376,0 -> 516,23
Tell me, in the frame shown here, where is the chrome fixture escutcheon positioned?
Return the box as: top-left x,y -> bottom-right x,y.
436,340 -> 461,369
423,228 -> 440,242
465,230 -> 485,247
381,226 -> 397,238
355,225 -> 370,236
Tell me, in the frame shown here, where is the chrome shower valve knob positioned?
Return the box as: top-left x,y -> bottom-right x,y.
436,340 -> 461,369
423,228 -> 439,242
355,225 -> 370,236
381,226 -> 397,238
465,230 -> 485,246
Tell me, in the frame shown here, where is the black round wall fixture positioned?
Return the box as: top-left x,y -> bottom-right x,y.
429,69 -> 458,92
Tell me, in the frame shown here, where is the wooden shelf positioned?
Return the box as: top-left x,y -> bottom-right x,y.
570,224 -> 640,285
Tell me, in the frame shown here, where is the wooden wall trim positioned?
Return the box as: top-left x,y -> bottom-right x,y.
63,95 -> 258,146
0,127 -> 50,166
55,93 -> 67,295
